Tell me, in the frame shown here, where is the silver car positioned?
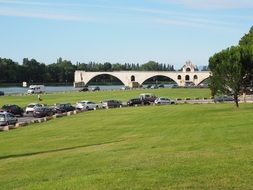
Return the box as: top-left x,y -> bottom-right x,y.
0,111 -> 18,126
75,101 -> 99,110
154,97 -> 176,105
25,103 -> 44,114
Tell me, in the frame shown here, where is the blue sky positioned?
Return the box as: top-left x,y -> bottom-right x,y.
0,0 -> 253,69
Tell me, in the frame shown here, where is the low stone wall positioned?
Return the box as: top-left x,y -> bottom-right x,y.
0,110 -> 86,133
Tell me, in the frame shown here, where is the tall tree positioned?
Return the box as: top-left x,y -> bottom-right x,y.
239,27 -> 253,91
209,46 -> 242,107
239,26 -> 253,46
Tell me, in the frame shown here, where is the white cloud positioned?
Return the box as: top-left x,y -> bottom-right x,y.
154,16 -> 238,29
0,0 -> 105,8
165,0 -> 253,9
0,7 -> 97,22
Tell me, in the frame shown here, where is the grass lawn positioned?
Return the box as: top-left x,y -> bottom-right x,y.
0,88 -> 210,107
0,103 -> 252,189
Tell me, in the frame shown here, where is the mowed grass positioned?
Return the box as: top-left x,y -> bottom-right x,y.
0,103 -> 253,189
0,88 -> 210,107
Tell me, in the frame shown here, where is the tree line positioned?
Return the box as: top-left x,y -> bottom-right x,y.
209,26 -> 253,107
0,58 -> 177,84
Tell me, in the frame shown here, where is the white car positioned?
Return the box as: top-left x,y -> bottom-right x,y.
27,85 -> 45,94
25,103 -> 44,114
154,97 -> 176,105
121,86 -> 130,90
75,101 -> 99,110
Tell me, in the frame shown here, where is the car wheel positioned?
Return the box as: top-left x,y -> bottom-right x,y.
86,106 -> 89,110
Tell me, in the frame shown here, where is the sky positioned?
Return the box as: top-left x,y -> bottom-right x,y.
0,0 -> 253,69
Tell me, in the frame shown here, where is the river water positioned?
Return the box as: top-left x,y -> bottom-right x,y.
0,85 -> 125,94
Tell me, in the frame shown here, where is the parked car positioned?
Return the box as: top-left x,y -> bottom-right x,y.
121,86 -> 130,90
33,107 -> 54,118
154,97 -> 176,105
91,86 -> 100,91
0,104 -> 24,116
139,93 -> 157,103
150,85 -> 158,89
0,111 -> 18,126
158,84 -> 165,88
79,86 -> 89,92
127,98 -> 143,106
0,91 -> 4,96
214,95 -> 235,103
199,83 -> 209,88
185,82 -> 195,87
146,84 -> 152,89
76,100 -> 99,110
27,85 -> 45,94
101,100 -> 122,108
53,103 -> 75,113
171,84 -> 178,88
25,103 -> 44,114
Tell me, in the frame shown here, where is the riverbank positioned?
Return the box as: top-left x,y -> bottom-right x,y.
0,85 -> 126,95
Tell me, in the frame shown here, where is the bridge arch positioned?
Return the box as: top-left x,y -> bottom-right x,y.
85,73 -> 125,86
196,76 -> 210,86
140,75 -> 178,85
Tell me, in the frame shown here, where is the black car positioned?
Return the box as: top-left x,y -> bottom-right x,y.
101,100 -> 122,108
53,103 -> 75,113
79,87 -> 89,92
1,104 -> 24,116
158,84 -> 164,88
33,107 -> 54,118
0,91 -> 4,96
127,98 -> 149,106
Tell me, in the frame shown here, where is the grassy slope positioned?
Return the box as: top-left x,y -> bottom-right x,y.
0,103 -> 252,189
0,88 -> 210,107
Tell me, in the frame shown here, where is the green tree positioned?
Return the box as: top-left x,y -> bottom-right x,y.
209,46 -> 242,107
239,27 -> 253,91
239,26 -> 253,46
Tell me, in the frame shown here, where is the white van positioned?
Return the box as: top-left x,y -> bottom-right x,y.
27,85 -> 45,94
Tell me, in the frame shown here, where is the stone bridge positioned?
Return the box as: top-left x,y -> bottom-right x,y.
74,61 -> 210,87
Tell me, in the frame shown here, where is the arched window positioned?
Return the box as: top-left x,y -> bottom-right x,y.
186,68 -> 191,72
131,75 -> 135,82
194,75 -> 198,80
177,75 -> 181,80
185,75 -> 190,81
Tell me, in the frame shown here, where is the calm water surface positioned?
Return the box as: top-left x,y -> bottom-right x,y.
0,85 -> 124,94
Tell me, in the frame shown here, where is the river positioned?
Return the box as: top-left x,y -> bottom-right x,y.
0,85 -> 125,94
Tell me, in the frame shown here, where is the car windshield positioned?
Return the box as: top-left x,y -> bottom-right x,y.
0,114 -> 5,121
28,105 -> 35,108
